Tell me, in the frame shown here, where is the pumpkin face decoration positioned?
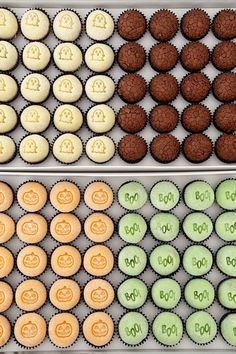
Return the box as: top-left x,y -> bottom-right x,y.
22,288 -> 38,304
21,321 -> 38,338
55,221 -> 71,235
55,321 -> 72,338
0,256 -> 5,269
56,286 -> 73,302
57,253 -> 74,268
23,252 -> 40,268
0,192 -> 5,205
22,220 -> 38,235
23,190 -> 39,205
0,290 -> 5,304
92,320 -> 108,337
91,287 -> 108,303
0,221 -> 5,236
91,253 -> 107,269
91,220 -> 107,235
92,189 -> 108,205
57,189 -> 73,205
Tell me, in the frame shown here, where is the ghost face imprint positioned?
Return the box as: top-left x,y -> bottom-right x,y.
91,47 -> 105,61
25,12 -> 40,27
23,140 -> 38,154
91,140 -> 106,154
0,43 -> 8,58
59,139 -> 74,154
26,77 -> 40,91
59,109 -> 73,123
26,45 -> 41,60
59,46 -> 73,61
0,109 -> 6,123
91,109 -> 105,123
92,79 -> 106,93
25,110 -> 40,123
59,14 -> 74,29
59,79 -> 73,93
92,13 -> 107,29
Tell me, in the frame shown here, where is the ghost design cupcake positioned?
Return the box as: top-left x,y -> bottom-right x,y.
53,75 -> 83,103
0,74 -> 18,103
53,10 -> 81,41
19,134 -> 49,164
21,9 -> 50,40
86,10 -> 114,41
0,41 -> 18,71
0,9 -> 18,39
53,133 -> 83,164
53,43 -> 82,72
22,42 -> 51,72
21,74 -> 50,103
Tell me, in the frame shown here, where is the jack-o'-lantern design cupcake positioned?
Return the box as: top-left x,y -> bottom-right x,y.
14,312 -> 46,347
0,247 -> 14,278
17,182 -> 47,212
15,279 -> 46,311
0,213 -> 15,243
84,279 -> 114,310
84,213 -> 114,242
0,314 -> 11,347
50,181 -> 80,213
51,245 -> 82,277
84,245 -> 114,277
48,313 -> 79,348
49,279 -> 80,310
17,245 -> 47,277
17,213 -> 47,243
0,181 -> 14,212
83,312 -> 114,347
50,213 -> 81,243
84,181 -> 113,210
0,281 -> 13,312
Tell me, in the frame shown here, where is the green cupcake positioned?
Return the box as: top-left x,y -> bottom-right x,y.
150,181 -> 180,211
186,311 -> 217,344
216,245 -> 236,276
184,279 -> 215,309
118,245 -> 147,276
118,182 -> 148,210
150,213 -> 179,242
183,245 -> 213,276
221,314 -> 236,346
152,312 -> 183,346
118,312 -> 149,346
183,212 -> 213,242
151,278 -> 181,309
184,181 -> 214,211
150,245 -> 180,276
215,212 -> 236,241
216,179 -> 236,210
117,278 -> 148,309
118,213 -> 147,243
218,278 -> 236,309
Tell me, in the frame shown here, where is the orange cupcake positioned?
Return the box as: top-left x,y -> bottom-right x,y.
14,312 -> 46,347
0,213 -> 15,243
17,213 -> 48,243
17,182 -> 47,212
83,312 -> 114,347
50,181 -> 80,212
51,245 -> 82,277
0,281 -> 13,312
83,245 -> 114,276
48,312 -> 79,348
84,182 -> 113,210
49,278 -> 80,310
50,213 -> 81,243
84,213 -> 114,242
84,279 -> 114,310
17,245 -> 47,277
0,315 -> 11,347
0,182 -> 13,212
0,247 -> 14,278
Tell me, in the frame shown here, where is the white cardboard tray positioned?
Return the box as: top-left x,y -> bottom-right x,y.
0,1 -> 235,172
0,170 -> 236,352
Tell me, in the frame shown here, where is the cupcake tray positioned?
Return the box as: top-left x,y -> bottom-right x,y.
0,170 -> 236,352
0,0 -> 235,172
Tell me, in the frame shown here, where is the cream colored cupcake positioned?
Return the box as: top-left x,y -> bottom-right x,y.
0,105 -> 17,133
53,105 -> 83,133
53,133 -> 83,164
53,43 -> 83,72
0,41 -> 18,71
85,43 -> 114,72
0,74 -> 18,102
87,104 -> 115,133
21,74 -> 50,103
53,75 -> 83,103
22,42 -> 51,71
20,105 -> 50,133
0,136 -> 16,163
53,10 -> 81,41
86,136 -> 115,163
21,9 -> 50,40
85,75 -> 115,103
19,134 -> 49,164
86,10 -> 114,41
0,9 -> 18,39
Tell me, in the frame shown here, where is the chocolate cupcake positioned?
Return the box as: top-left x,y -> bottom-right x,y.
118,135 -> 147,163
149,74 -> 178,103
213,72 -> 236,103
149,10 -> 178,42
118,43 -> 146,73
181,9 -> 210,40
118,74 -> 146,103
149,43 -> 178,72
215,133 -> 236,163
214,103 -> 236,133
118,10 -> 146,41
212,9 -> 236,40
181,73 -> 211,103
150,134 -> 180,163
212,41 -> 236,71
183,133 -> 212,163
181,104 -> 211,133
150,105 -> 179,133
181,42 -> 210,72
118,104 -> 147,133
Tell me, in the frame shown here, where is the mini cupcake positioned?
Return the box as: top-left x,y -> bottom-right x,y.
118,181 -> 147,210
214,104 -> 236,133
215,179 -> 236,210
150,180 -> 180,211
118,104 -> 147,134
14,313 -> 46,347
85,43 -> 114,73
50,180 -> 80,212
17,181 -> 47,212
87,104 -> 115,134
54,105 -> 83,133
221,314 -> 236,346
213,73 -> 236,103
183,180 -> 215,211
212,9 -> 236,40
83,279 -> 114,310
0,281 -> 13,312
83,312 -> 114,347
151,279 -> 181,310
217,245 -> 236,276
149,43 -> 178,72
50,213 -> 81,243
22,42 -> 51,72
49,313 -> 79,348
21,9 -> 50,40
0,181 -> 14,211
84,181 -> 113,210
0,135 -> 16,164
183,212 -> 213,242
118,74 -> 146,103
53,43 -> 82,72
150,10 -> 178,42
184,278 -> 215,309
19,134 -> 50,164
0,41 -> 18,71
0,246 -> 14,278
118,312 -> 148,346
0,213 -> 15,243
118,43 -> 146,73
212,41 -> 236,71
86,10 -> 114,41
118,9 -> 146,41
84,212 -> 114,242
83,245 -> 114,277
181,9 -> 210,40
118,213 -> 147,243
85,75 -> 115,103
150,244 -> 180,276
20,105 -> 50,133
183,134 -> 212,163
53,75 -> 83,103
17,213 -> 47,243
150,134 -> 180,163
0,9 -> 18,39
17,245 -> 47,277
186,311 -> 217,344
51,245 -> 82,277
53,10 -> 81,41
149,74 -> 178,103
117,278 -> 148,309
183,245 -> 213,276
181,104 -> 211,133
21,73 -> 50,103
0,74 -> 18,103
118,135 -> 147,163
218,278 -> 236,309
15,279 -> 47,311
150,212 -> 179,242
215,134 -> 236,163
150,105 -> 178,133
180,42 -> 210,72
53,133 -> 83,164
0,105 -> 17,134
0,315 -> 11,347
86,136 -> 115,164
152,312 -> 183,346
49,279 -> 80,310
181,73 -> 211,103
118,245 -> 147,276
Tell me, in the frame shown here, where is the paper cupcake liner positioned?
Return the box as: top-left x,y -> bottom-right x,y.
52,73 -> 84,104
117,104 -> 148,134
182,133 -> 213,164
180,8 -> 211,41
117,9 -> 147,42
180,72 -> 211,104
116,243 -> 148,277
180,42 -> 210,73
149,179 -> 181,211
150,277 -> 183,311
0,136 -> 17,165
85,134 -> 116,165
17,133 -> 50,165
19,72 -> 51,104
149,212 -> 181,244
19,103 -> 52,134
148,43 -> 179,73
151,311 -> 184,347
84,42 -> 116,74
183,277 -> 216,311
117,42 -> 147,73
82,310 -> 115,348
84,72 -> 116,104
118,134 -> 148,164
149,9 -> 179,42
20,42 -> 52,73
51,132 -> 84,165
149,134 -> 181,164
83,179 -> 115,212
84,8 -> 115,42
215,134 -> 236,164
212,73 -> 236,104
181,103 -> 212,134
181,211 -> 214,243
13,311 -> 47,349
0,73 -> 19,104
51,8 -> 83,42
20,8 -> 51,41
51,42 -> 84,73
117,310 -> 150,347
185,310 -> 218,346
85,103 -> 117,135
149,243 -> 182,278
117,73 -> 147,104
